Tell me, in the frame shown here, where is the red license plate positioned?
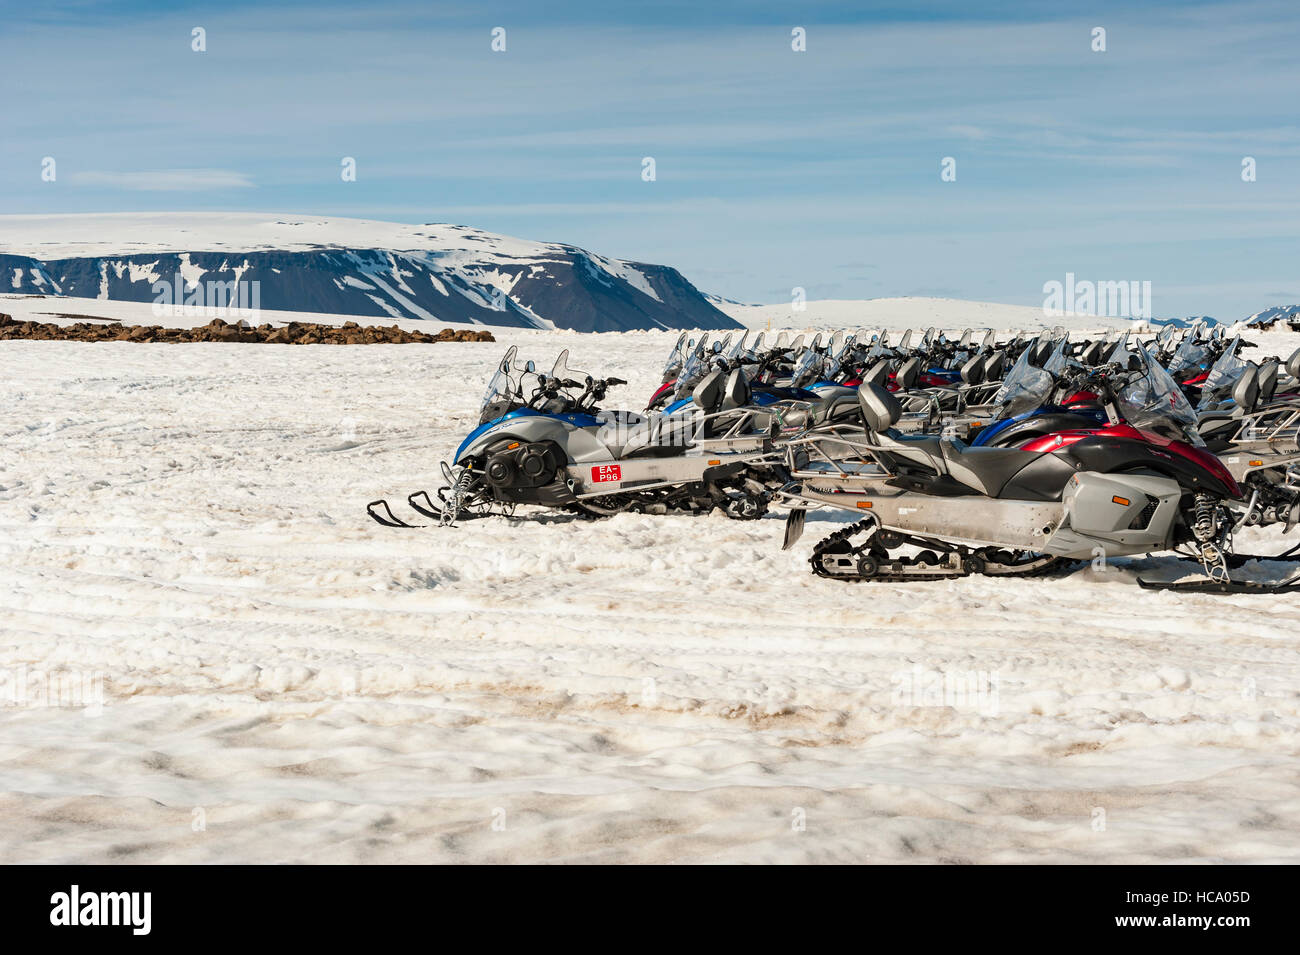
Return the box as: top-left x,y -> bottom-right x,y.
591,464 -> 622,483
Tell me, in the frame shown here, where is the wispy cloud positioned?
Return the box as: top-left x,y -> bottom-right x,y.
69,169 -> 254,191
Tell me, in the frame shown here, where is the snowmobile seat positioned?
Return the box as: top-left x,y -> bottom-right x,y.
814,394 -> 864,425
1198,364 -> 1259,427
960,353 -> 987,386
938,440 -> 1041,497
857,383 -> 903,435
895,357 -> 920,391
1078,341 -> 1103,366
1198,416 -> 1240,453
720,369 -> 752,411
982,350 -> 1007,382
1232,362 -> 1260,414
692,369 -> 726,414
1286,347 -> 1300,382
1257,360 -> 1280,406
861,360 -> 890,388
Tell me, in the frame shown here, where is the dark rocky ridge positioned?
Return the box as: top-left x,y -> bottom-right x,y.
0,313 -> 495,344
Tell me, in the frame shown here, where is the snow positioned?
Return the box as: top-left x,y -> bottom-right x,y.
0,293 -> 476,333
2,326 -> 1300,863
721,296 -> 1151,333
0,212 -> 630,271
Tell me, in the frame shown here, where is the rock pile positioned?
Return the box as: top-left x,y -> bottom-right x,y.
0,314 -> 495,344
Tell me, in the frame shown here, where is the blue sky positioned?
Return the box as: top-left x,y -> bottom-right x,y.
2,0 -> 1298,318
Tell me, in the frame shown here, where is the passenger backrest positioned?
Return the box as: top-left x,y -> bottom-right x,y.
1078,341 -> 1103,366
1286,347 -> 1300,382
857,383 -> 902,434
720,368 -> 751,410
692,369 -> 725,413
861,360 -> 890,387
982,350 -> 1006,381
895,357 -> 920,391
1257,360 -> 1280,405
1232,362 -> 1259,414
960,353 -> 987,386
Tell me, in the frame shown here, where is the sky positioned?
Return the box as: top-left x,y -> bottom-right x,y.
1,0 -> 1298,320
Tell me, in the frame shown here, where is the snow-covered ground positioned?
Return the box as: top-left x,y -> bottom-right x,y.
715,295 -> 1268,334
3,328 -> 1300,864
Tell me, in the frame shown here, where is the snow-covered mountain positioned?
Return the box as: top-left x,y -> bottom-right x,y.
0,213 -> 740,332
1245,304 -> 1300,327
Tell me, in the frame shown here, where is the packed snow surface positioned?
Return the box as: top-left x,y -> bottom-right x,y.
3,329 -> 1300,863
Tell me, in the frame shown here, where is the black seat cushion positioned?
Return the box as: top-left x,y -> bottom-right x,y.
941,442 -> 1039,497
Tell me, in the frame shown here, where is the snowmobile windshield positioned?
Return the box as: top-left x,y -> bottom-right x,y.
673,346 -> 710,399
551,349 -> 592,388
1201,335 -> 1242,394
827,330 -> 846,359
1042,338 -> 1080,376
1167,334 -> 1209,375
662,333 -> 689,381
1119,344 -> 1203,444
790,344 -> 828,387
1198,337 -> 1246,410
992,339 -> 1054,417
725,330 -> 749,364
481,347 -> 521,415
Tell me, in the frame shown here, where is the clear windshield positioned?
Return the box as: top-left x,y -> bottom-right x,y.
992,338 -> 1054,416
790,345 -> 827,387
673,345 -> 711,399
552,349 -> 592,388
662,332 -> 688,381
482,346 -> 521,414
898,328 -> 913,351
1042,337 -> 1079,376
1198,336 -> 1246,409
1167,334 -> 1209,375
827,330 -> 846,359
1119,343 -> 1202,443
725,330 -> 748,364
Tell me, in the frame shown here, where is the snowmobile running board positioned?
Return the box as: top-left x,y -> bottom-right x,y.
1137,570 -> 1300,594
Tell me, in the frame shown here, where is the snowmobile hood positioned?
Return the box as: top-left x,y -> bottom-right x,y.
455,408 -> 601,463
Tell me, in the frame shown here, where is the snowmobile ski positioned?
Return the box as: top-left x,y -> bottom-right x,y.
367,499 -> 423,528
1137,569 -> 1300,594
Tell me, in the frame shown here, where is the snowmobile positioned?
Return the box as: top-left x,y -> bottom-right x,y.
777,343 -> 1300,592
367,346 -> 797,527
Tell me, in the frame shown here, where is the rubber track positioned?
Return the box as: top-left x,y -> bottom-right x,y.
808,518 -> 1068,583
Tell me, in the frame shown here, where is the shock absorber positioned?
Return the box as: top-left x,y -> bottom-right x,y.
1192,492 -> 1229,581
1192,492 -> 1218,544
